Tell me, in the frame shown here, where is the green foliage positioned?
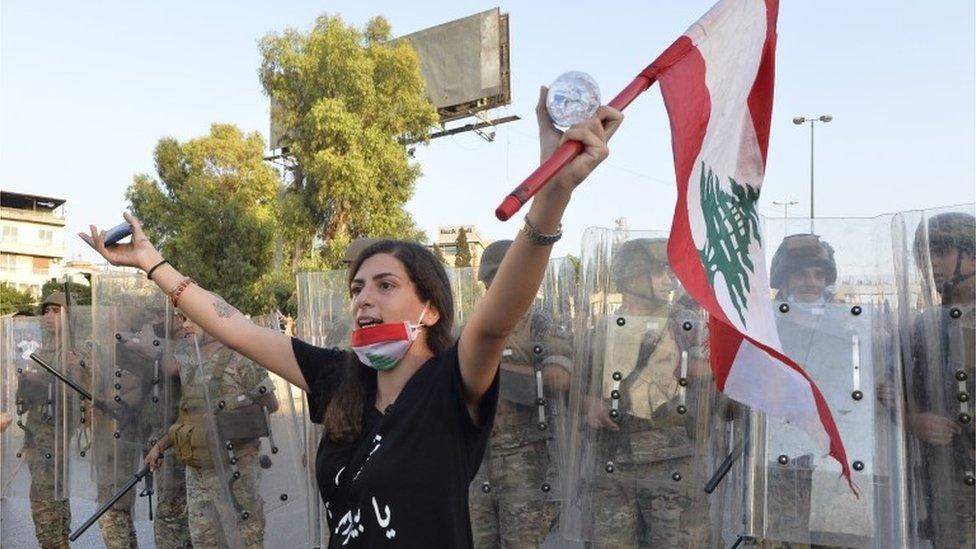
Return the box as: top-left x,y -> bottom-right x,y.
432,243 -> 448,266
40,279 -> 92,307
454,228 -> 472,268
1,282 -> 36,315
259,14 -> 439,271
126,124 -> 280,315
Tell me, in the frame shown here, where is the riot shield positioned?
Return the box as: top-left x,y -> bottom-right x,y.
189,331 -> 308,548
297,269 -> 354,548
0,312 -> 74,548
463,259 -> 577,547
79,272 -> 180,546
893,205 -> 975,548
564,228 -> 719,548
723,217 -> 911,548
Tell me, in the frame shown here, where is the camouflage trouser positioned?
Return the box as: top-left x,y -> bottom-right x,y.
470,493 -> 559,549
29,498 -> 71,549
588,459 -> 707,548
758,458 -> 813,549
928,485 -> 975,548
185,452 -> 265,548
154,453 -> 192,549
96,439 -> 139,549
26,415 -> 71,548
470,426 -> 559,549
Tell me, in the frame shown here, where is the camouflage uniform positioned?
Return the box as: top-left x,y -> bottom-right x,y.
471,310 -> 571,548
94,339 -> 154,549
171,340 -> 272,548
589,305 -> 710,548
21,340 -> 71,549
910,305 -> 975,548
151,374 -> 192,549
905,212 -> 975,548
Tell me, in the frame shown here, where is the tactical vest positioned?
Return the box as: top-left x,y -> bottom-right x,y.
168,346 -> 264,468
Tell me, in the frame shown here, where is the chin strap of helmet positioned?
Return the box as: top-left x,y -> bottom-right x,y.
941,251 -> 976,303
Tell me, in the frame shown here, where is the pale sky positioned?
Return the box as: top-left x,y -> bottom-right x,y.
2,1 -> 974,263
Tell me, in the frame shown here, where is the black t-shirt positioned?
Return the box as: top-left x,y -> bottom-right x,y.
292,338 -> 499,548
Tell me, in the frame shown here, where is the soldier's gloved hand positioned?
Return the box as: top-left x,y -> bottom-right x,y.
909,412 -> 962,445
584,396 -> 619,431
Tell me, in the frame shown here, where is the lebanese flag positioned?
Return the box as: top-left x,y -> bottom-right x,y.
654,0 -> 857,493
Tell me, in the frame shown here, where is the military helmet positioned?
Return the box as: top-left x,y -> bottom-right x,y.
611,238 -> 668,288
769,234 -> 837,290
39,290 -> 67,315
342,238 -> 383,265
478,240 -> 513,283
912,211 -> 975,265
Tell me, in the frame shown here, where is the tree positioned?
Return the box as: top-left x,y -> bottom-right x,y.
259,15 -> 439,271
432,243 -> 448,266
1,283 -> 36,315
40,278 -> 92,306
454,228 -> 472,268
126,124 -> 280,315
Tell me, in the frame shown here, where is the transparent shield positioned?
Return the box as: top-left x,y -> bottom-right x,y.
893,205 -> 975,548
1,312 -> 73,548
467,258 -> 577,547
297,269 -> 353,548
725,216 -> 912,548
565,228 -> 720,548
195,334 -> 309,548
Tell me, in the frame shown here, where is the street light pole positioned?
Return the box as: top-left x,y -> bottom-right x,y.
793,114 -> 832,232
772,200 -> 799,219
772,200 -> 799,241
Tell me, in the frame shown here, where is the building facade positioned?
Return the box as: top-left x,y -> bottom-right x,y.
434,225 -> 490,269
0,191 -> 67,297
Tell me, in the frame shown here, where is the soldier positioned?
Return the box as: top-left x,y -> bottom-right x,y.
583,237 -> 711,548
91,298 -> 157,548
769,233 -> 837,305
146,305 -> 193,549
470,239 -> 573,548
19,291 -> 72,548
145,314 -> 278,548
906,211 -> 975,547
763,234 -> 838,548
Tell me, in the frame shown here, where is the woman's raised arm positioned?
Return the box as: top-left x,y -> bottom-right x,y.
80,213 -> 308,391
458,88 -> 623,407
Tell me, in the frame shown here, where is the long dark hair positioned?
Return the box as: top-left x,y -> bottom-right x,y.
323,240 -> 455,443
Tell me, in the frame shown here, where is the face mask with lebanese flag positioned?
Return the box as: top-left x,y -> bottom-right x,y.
351,303 -> 429,371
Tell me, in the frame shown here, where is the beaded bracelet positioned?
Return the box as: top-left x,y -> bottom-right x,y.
169,277 -> 196,308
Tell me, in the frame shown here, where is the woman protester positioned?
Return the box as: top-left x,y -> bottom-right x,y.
81,87 -> 622,547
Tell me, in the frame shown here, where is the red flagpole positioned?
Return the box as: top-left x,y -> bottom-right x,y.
494,37 -> 692,221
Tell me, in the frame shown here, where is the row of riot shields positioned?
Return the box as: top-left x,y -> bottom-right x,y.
1,272 -> 310,548
3,204 -> 971,548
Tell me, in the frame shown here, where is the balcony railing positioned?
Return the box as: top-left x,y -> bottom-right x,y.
0,206 -> 66,225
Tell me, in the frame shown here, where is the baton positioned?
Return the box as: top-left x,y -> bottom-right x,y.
704,441 -> 742,494
29,353 -> 134,425
29,353 -> 92,401
70,464 -> 151,541
494,37 -> 694,221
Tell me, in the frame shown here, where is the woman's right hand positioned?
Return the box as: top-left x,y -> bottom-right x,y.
79,212 -> 162,271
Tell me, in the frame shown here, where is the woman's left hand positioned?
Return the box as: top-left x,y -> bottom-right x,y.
536,86 -> 624,196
